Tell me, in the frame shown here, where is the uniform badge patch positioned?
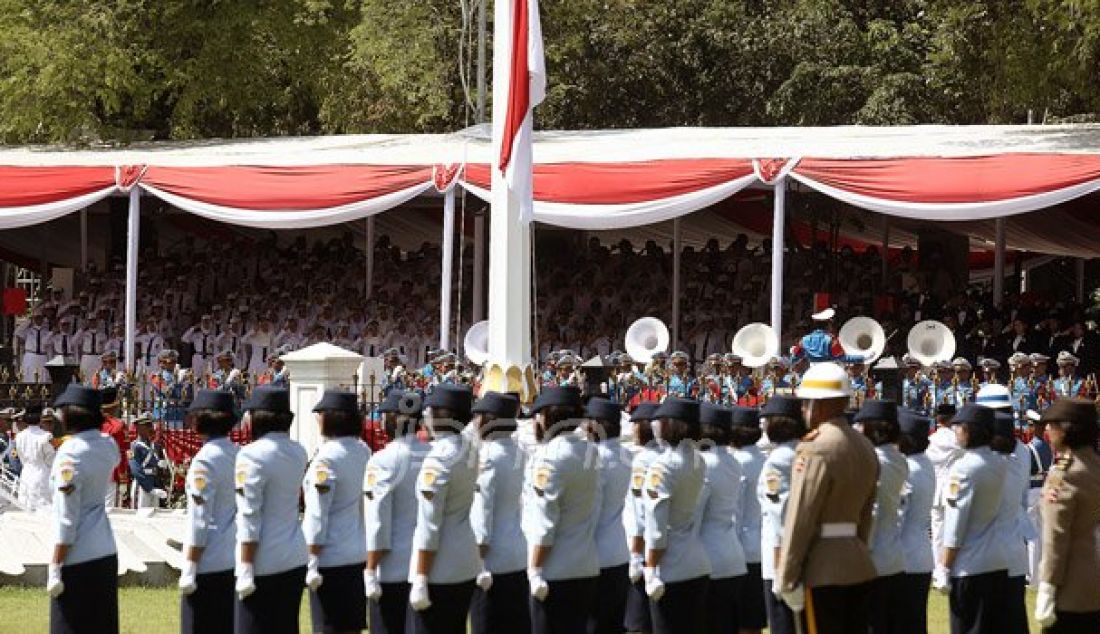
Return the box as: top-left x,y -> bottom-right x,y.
764,469 -> 781,500
422,467 -> 439,487
631,468 -> 644,494
192,472 -> 207,492
534,466 -> 552,491
366,467 -> 378,488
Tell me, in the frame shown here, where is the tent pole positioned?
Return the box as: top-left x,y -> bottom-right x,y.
1077,258 -> 1087,303
124,190 -> 140,375
881,215 -> 890,288
440,189 -> 456,351
993,218 -> 1006,307
672,218 -> 682,347
473,210 -> 486,322
365,216 -> 375,299
80,208 -> 89,273
771,178 -> 787,340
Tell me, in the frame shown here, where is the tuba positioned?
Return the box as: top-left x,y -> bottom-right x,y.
463,320 -> 490,367
625,317 -> 670,365
906,320 -> 956,367
731,323 -> 780,369
839,316 -> 886,364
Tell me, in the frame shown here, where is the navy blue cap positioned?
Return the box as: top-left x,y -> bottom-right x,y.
952,403 -> 994,432
630,402 -> 658,422
312,390 -> 359,414
935,403 -> 957,417
760,396 -> 802,421
423,384 -> 473,416
530,386 -> 582,414
699,402 -> 732,430
242,386 -> 291,414
731,406 -> 761,428
54,385 -> 102,411
584,397 -> 621,422
993,411 -> 1016,439
898,409 -> 930,437
653,397 -> 699,425
854,399 -> 898,424
189,389 -> 236,414
473,392 -> 521,418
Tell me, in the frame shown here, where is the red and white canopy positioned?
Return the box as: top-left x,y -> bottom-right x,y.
1,125 -> 1100,253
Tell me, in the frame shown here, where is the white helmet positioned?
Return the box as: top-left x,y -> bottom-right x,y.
975,384 -> 1012,410
796,362 -> 851,400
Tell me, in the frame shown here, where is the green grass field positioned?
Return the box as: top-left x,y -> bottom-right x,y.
0,585 -> 1037,633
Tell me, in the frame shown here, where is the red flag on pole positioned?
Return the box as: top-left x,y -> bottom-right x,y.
498,0 -> 546,227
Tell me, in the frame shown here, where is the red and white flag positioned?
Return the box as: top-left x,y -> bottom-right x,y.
497,0 -> 546,224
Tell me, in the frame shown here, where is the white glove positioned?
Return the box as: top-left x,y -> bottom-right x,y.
236,562 -> 256,600
409,573 -> 431,611
46,563 -> 64,599
628,553 -> 644,584
932,566 -> 951,593
643,567 -> 665,602
152,488 -> 168,500
779,583 -> 805,612
527,567 -> 549,601
1035,581 -> 1057,628
364,568 -> 382,601
178,559 -> 198,596
305,555 -> 323,591
476,567 -> 493,591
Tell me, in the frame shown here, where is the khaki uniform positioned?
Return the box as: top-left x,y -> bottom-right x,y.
1040,448 -> 1100,613
776,417 -> 879,591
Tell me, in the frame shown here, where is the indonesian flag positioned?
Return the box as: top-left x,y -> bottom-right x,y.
497,0 -> 546,224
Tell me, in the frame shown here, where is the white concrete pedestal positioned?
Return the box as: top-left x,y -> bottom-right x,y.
280,343 -> 364,455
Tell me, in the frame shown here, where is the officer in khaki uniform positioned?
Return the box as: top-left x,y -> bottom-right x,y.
775,362 -> 879,634
1034,398 -> 1100,632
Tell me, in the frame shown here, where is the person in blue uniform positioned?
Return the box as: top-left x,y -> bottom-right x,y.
950,358 -> 975,406
407,384 -> 480,634
933,403 -> 1008,634
666,352 -> 697,398
789,308 -> 864,364
697,403 -> 748,634
897,409 -> 935,634
855,400 -> 909,634
469,392 -> 529,634
643,397 -> 711,634
234,386 -> 309,634
990,411 -> 1031,634
757,396 -> 805,634
901,355 -> 931,412
303,390 -> 371,634
1025,410 -> 1053,586
129,414 -> 168,509
365,390 -> 429,634
624,402 -> 659,634
179,389 -> 239,634
582,396 -> 631,634
48,385 -> 120,634
1051,351 -> 1083,398
730,399 -> 767,634
525,386 -> 600,634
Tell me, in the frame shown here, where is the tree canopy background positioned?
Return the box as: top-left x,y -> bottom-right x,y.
0,0 -> 1097,144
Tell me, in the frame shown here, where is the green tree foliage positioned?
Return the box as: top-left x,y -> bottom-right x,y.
0,0 -> 1095,144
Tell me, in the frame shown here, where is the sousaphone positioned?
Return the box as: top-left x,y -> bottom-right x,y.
839,316 -> 886,364
463,320 -> 490,367
732,322 -> 780,369
625,317 -> 670,365
907,320 -> 956,367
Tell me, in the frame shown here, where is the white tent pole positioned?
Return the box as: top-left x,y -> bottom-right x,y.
365,216 -> 375,299
994,218 -> 1006,307
881,215 -> 890,287
672,217 -> 682,347
771,178 -> 787,339
124,190 -> 140,374
1077,258 -> 1086,303
473,211 -> 486,322
440,189 -> 456,351
80,208 -> 88,273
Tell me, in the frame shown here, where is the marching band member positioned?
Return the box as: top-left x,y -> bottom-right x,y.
48,386 -> 120,634
775,363 -> 879,633
933,404 -> 1008,633
210,350 -> 244,399
624,403 -> 659,634
642,397 -> 710,634
901,354 -> 930,411
1034,398 -> 1100,632
151,350 -> 190,430
789,308 -> 864,364
696,403 -> 748,634
407,384 -> 480,634
666,351 -> 696,398
234,386 -> 309,634
950,358 -> 975,405
92,351 -> 125,390
302,390 -> 371,634
469,392 -> 528,634
1007,353 -> 1036,417
897,409 -> 935,634
1052,351 -> 1083,398
525,386 -> 600,634
855,400 -> 909,634
583,397 -> 632,634
179,390 -> 240,634
757,396 -> 806,634
365,391 -> 429,634
978,358 -> 1001,387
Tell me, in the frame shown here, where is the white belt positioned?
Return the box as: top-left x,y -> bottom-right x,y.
820,522 -> 857,538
